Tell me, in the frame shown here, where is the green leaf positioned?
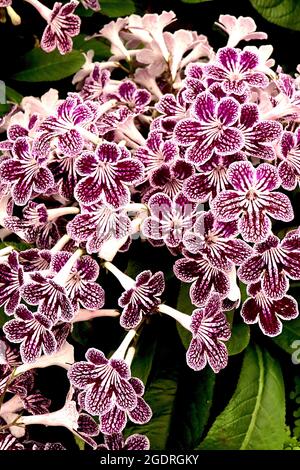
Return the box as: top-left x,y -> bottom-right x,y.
168,367 -> 215,449
199,344 -> 286,450
176,282 -> 193,350
131,321 -> 158,386
272,317 -> 300,354
72,35 -> 111,61
13,49 -> 85,82
226,322 -> 250,356
0,104 -> 10,116
128,372 -> 178,450
74,435 -> 85,450
5,86 -> 23,104
101,0 -> 135,17
0,307 -> 7,328
250,0 -> 300,31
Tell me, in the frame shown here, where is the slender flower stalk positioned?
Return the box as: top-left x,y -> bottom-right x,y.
158,303 -> 192,330
111,329 -> 136,360
73,308 -> 119,322
15,342 -> 74,374
104,261 -> 135,290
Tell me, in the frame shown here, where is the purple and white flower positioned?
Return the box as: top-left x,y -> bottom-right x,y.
74,142 -> 144,208
241,281 -> 299,336
174,92 -> 244,165
238,233 -> 300,300
211,161 -> 294,242
3,305 -> 57,363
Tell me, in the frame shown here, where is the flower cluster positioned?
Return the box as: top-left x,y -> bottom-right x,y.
1,9 -> 300,450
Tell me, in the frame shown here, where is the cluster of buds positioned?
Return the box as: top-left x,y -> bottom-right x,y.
1,9 -> 300,450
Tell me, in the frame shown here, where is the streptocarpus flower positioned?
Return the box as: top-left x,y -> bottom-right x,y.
3,305 -> 56,363
37,0 -> 81,55
183,211 -> 253,271
187,294 -> 231,372
174,250 -> 230,306
211,161 -> 294,243
21,250 -> 83,323
4,201 -> 61,249
80,66 -> 110,102
0,137 -> 54,206
81,0 -> 100,13
67,203 -> 131,254
99,377 -> 152,434
98,433 -> 150,451
278,128 -> 300,190
0,251 -> 24,315
68,344 -> 139,417
135,131 -> 179,177
142,192 -> 197,248
183,153 -> 245,203
114,81 -> 151,114
238,233 -> 300,300
204,47 -> 269,95
174,92 -> 244,165
238,103 -> 282,161
143,159 -> 194,202
158,294 -> 230,372
36,94 -> 97,157
51,251 -> 105,311
118,270 -> 165,329
74,142 -> 144,208
215,15 -> 268,48
241,281 -> 298,336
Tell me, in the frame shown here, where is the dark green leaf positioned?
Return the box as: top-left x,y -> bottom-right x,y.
101,0 -> 135,17
226,322 -> 250,356
5,86 -> 23,104
272,317 -> 300,354
128,372 -> 178,449
0,307 -> 7,328
13,49 -> 85,82
72,34 -> 111,60
168,367 -> 215,449
199,344 -> 286,450
131,321 -> 158,386
250,0 -> 300,31
0,104 -> 10,116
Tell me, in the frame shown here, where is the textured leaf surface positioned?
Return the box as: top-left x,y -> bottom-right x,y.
199,345 -> 286,449
13,49 -> 85,82
250,0 -> 300,30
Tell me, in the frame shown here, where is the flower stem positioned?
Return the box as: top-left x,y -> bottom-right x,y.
104,261 -> 135,290
158,304 -> 192,331
111,329 -> 136,360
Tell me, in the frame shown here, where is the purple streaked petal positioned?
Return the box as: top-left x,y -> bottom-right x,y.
100,407 -> 126,435
255,164 -> 280,191
227,160 -> 254,191
128,397 -> 152,424
186,338 -> 206,371
238,211 -> 272,243
263,192 -> 294,222
278,161 -> 297,190
192,92 -> 217,122
238,255 -> 265,283
262,269 -> 288,300
215,127 -> 244,155
217,98 -> 239,126
67,362 -> 97,388
174,119 -> 202,145
210,190 -> 243,222
240,104 -> 260,128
